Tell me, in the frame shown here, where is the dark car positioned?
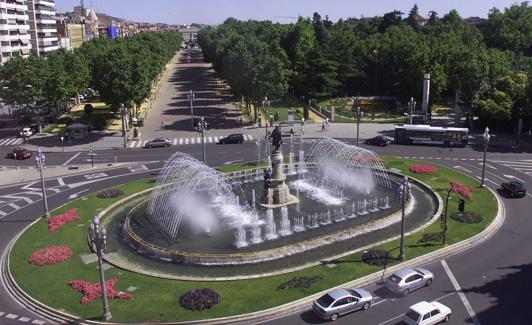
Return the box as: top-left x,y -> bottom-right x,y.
144,138 -> 171,148
218,134 -> 244,144
6,147 -> 32,160
365,135 -> 392,146
501,181 -> 526,198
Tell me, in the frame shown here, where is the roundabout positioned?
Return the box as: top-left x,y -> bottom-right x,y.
3,139 -> 499,324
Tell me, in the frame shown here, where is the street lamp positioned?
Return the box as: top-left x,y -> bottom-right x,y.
35,148 -> 50,219
408,97 -> 416,125
353,96 -> 364,146
120,104 -> 128,148
373,49 -> 378,95
263,96 -> 270,139
480,127 -> 491,187
60,136 -> 64,152
399,176 -> 411,261
199,116 -> 206,163
87,217 -> 111,321
89,145 -> 94,168
188,90 -> 195,129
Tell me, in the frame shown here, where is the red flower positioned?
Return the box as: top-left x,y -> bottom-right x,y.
68,278 -> 132,304
450,181 -> 473,199
409,164 -> 438,174
46,208 -> 80,232
28,246 -> 73,266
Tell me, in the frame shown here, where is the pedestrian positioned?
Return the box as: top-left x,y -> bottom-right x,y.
321,122 -> 326,132
326,117 -> 330,129
160,121 -> 164,131
290,128 -> 294,136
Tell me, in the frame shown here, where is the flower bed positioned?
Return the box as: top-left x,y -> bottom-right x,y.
278,275 -> 323,289
28,246 -> 73,266
451,212 -> 483,224
68,278 -> 132,304
179,288 -> 220,311
409,164 -> 437,174
362,249 -> 390,266
97,189 -> 124,199
47,208 -> 80,232
450,181 -> 473,199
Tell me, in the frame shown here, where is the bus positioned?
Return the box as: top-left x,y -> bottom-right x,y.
394,124 -> 469,147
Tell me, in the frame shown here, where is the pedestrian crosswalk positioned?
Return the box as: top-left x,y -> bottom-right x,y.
129,134 -> 255,148
492,159 -> 532,176
0,138 -> 24,146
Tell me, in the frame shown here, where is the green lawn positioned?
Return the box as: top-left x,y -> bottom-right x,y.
10,158 -> 497,323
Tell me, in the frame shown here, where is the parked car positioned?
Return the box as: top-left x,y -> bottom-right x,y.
365,135 -> 392,146
501,181 -> 526,198
144,138 -> 171,148
19,127 -> 34,138
218,133 -> 244,144
384,267 -> 434,296
312,288 -> 373,321
402,301 -> 451,324
6,147 -> 32,160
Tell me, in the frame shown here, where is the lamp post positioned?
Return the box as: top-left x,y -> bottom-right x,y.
408,97 -> 416,125
89,145 -> 94,168
199,116 -> 206,163
120,104 -> 127,148
35,148 -> 50,219
441,187 -> 453,245
480,127 -> 491,187
373,49 -> 378,95
353,96 -> 363,146
263,97 -> 270,139
87,217 -> 111,321
60,136 -> 64,152
399,176 -> 410,261
188,90 -> 195,129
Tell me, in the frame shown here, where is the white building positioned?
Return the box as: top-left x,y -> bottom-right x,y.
27,0 -> 59,57
0,0 -> 32,64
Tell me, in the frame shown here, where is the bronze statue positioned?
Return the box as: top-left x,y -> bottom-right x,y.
270,126 -> 282,152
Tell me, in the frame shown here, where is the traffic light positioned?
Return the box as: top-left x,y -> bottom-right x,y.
458,199 -> 465,213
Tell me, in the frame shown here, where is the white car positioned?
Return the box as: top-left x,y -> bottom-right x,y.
402,301 -> 451,325
20,127 -> 34,138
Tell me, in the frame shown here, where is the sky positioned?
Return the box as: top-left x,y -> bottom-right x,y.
56,0 -> 521,25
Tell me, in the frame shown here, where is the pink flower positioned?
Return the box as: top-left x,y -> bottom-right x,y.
68,278 -> 132,304
409,164 -> 438,174
46,208 -> 80,232
28,246 -> 73,266
450,181 -> 473,199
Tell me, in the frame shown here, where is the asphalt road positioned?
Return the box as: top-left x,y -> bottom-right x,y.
0,142 -> 531,324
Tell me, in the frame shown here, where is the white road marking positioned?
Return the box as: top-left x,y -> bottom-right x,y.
12,138 -> 23,145
19,316 -> 31,322
8,202 -> 21,210
243,134 -> 248,141
0,210 -> 7,216
441,259 -> 480,325
84,172 -> 108,180
179,138 -> 183,145
454,166 -> 472,173
5,313 -> 17,319
3,195 -> 32,204
173,138 -> 177,145
62,152 -> 81,166
0,138 -> 11,145
248,135 -> 254,140
502,174 -> 525,183
31,320 -> 45,325
214,136 -> 219,142
196,137 -> 201,143
208,136 -> 213,143
185,138 -> 189,144
57,177 -> 66,186
129,141 -> 137,148
190,138 -> 195,144
0,311 -> 4,316
3,138 -> 17,145
142,141 -> 148,147
478,162 -> 497,170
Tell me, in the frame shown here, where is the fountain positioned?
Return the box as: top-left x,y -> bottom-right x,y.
118,137 -> 437,269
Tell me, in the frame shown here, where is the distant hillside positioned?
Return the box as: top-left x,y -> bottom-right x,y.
58,10 -> 135,26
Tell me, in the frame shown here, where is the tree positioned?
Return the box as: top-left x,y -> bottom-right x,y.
406,4 -> 420,28
379,10 -> 404,32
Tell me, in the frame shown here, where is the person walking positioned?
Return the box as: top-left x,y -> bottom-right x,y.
160,121 -> 164,131
321,122 -> 326,132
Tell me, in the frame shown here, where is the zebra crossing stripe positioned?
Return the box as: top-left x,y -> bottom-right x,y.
3,138 -> 18,145
173,138 -> 178,145
0,139 -> 11,145
196,137 -> 201,143
185,138 -> 189,144
19,316 -> 31,322
32,320 -> 45,325
190,138 -> 195,144
208,136 -> 213,143
214,136 -> 219,142
129,141 -> 137,148
179,138 -> 184,145
13,138 -> 23,145
248,135 -> 254,140
243,135 -> 248,141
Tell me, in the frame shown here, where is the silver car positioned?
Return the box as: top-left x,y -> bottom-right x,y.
385,267 -> 434,296
312,288 -> 373,321
144,138 -> 171,148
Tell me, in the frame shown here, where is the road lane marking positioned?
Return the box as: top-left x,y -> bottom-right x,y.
214,136 -> 219,142
196,137 -> 201,143
129,141 -> 136,148
62,152 -> 81,166
5,313 -> 17,319
19,316 -> 31,322
190,138 -> 195,144
3,138 -> 17,145
57,177 -> 66,186
441,259 -> 480,325
179,138 -> 184,145
248,135 -> 254,140
454,166 -> 472,173
502,174 -> 525,183
0,138 -> 11,145
173,138 -> 178,145
208,136 -> 213,143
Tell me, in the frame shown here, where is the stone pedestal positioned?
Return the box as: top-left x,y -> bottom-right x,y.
262,151 -> 299,208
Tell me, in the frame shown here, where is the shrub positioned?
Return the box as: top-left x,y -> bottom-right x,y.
409,164 -> 437,174
450,181 -> 473,199
274,112 -> 279,121
362,249 -> 390,266
97,188 -> 124,198
278,275 -> 323,289
418,232 -> 443,243
179,288 -> 220,311
84,104 -> 94,114
451,212 -> 483,224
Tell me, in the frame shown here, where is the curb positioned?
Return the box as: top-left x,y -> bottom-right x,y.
1,180 -> 504,325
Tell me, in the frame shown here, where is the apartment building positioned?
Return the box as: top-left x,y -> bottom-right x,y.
0,0 -> 32,64
27,0 -> 59,57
